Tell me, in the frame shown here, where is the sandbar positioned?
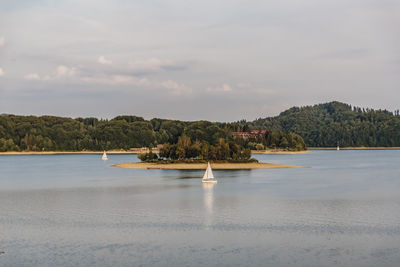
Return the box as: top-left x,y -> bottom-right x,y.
309,147 -> 400,150
251,150 -> 311,154
112,162 -> 305,170
0,150 -> 139,155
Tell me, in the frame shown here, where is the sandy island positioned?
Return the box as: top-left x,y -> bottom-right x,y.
112,162 -> 305,170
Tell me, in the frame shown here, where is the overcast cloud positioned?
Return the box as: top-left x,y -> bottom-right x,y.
0,0 -> 399,121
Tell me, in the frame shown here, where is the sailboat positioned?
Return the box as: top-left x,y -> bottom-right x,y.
102,151 -> 108,160
202,162 -> 217,184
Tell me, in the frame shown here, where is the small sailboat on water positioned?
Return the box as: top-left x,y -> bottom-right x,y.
202,162 -> 217,184
102,151 -> 108,160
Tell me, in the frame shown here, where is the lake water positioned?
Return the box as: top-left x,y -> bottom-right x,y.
0,150 -> 400,266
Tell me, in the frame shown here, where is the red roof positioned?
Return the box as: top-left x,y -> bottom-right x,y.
232,130 -> 266,138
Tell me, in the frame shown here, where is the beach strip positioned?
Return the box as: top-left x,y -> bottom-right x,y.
251,150 -> 311,154
309,147 -> 400,150
0,149 -> 309,155
0,151 -> 141,155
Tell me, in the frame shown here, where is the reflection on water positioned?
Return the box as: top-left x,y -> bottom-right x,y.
203,183 -> 215,229
166,170 -> 251,180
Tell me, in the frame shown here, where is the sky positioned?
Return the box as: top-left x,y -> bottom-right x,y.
0,0 -> 399,121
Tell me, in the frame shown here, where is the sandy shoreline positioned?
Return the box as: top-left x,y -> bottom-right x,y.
112,162 -> 305,170
251,150 -> 311,154
309,147 -> 400,150
2,147 -> 398,155
0,151 -> 138,155
0,150 -> 308,155
0,150 -> 309,155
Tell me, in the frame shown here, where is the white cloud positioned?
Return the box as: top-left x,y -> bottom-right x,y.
24,73 -> 41,80
98,56 -> 112,65
113,75 -> 148,85
160,80 -> 192,95
0,36 -> 4,47
23,65 -> 76,81
0,68 -> 4,77
81,74 -> 191,95
22,63 -> 191,94
206,83 -> 233,93
55,65 -> 76,78
129,58 -> 176,72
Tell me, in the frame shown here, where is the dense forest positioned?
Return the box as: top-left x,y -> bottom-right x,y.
249,101 -> 400,147
0,114 -> 305,152
153,135 -> 254,162
1,101 -> 397,151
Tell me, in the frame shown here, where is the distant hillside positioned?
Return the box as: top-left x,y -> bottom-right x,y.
249,101 -> 400,147
1,101 -> 399,151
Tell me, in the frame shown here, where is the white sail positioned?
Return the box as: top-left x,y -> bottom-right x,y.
202,162 -> 216,183
102,151 -> 108,160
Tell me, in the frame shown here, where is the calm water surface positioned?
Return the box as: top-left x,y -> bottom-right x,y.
0,150 -> 399,266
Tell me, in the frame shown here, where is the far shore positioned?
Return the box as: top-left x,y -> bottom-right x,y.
113,162 -> 305,170
0,149 -> 308,155
309,147 -> 400,150
251,150 -> 311,154
0,150 -> 139,155
1,147 -> 399,155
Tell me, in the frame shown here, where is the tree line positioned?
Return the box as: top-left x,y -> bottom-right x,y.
0,114 -> 306,152
154,135 -> 253,162
3,101 -> 399,150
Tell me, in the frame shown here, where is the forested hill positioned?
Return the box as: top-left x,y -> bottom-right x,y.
1,101 -> 399,151
249,101 -> 400,147
0,115 -> 305,152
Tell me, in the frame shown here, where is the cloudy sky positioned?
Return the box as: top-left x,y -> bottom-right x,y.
0,0 -> 399,121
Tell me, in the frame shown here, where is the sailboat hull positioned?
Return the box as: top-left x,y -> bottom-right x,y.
202,179 -> 217,184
